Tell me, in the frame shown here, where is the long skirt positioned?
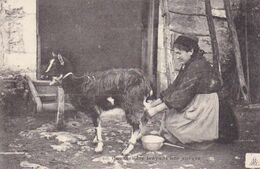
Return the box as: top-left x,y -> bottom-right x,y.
163,93 -> 219,144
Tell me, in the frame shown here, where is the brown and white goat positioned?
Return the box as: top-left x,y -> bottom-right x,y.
45,52 -> 153,155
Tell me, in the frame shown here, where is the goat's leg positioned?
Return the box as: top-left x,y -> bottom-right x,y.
122,119 -> 147,156
122,124 -> 139,155
93,106 -> 104,153
94,118 -> 103,153
91,114 -> 99,144
121,105 -> 149,155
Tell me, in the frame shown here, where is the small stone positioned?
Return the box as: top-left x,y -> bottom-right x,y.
235,156 -> 240,160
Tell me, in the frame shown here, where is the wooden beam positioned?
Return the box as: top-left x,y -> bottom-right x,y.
223,0 -> 250,103
141,0 -> 149,79
26,75 -> 42,113
146,0 -> 159,83
243,0 -> 250,101
205,0 -> 223,85
147,0 -> 155,83
56,86 -> 65,130
161,0 -> 173,86
36,0 -> 41,80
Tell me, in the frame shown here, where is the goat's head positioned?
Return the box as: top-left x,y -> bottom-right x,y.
44,52 -> 73,85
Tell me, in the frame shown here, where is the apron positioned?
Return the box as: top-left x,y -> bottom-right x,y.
163,93 -> 219,144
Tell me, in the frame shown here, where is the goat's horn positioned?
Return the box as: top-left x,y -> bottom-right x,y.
45,59 -> 55,73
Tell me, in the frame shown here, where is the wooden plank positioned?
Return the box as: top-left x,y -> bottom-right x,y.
38,93 -> 56,97
156,0 -> 164,95
205,0 -> 223,85
35,85 -> 57,95
146,0 -> 157,83
38,93 -> 57,102
42,102 -> 75,112
36,0 -> 41,80
223,0 -> 250,103
141,0 -> 149,80
243,0 -> 250,101
26,75 -> 42,113
56,86 -> 65,130
33,80 -> 52,85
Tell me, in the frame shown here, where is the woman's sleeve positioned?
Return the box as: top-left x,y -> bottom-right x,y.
160,76 -> 199,112
197,69 -> 221,93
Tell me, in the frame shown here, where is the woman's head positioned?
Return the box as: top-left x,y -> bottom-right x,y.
171,35 -> 199,69
173,34 -> 199,53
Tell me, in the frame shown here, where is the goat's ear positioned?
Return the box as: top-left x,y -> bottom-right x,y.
57,54 -> 65,66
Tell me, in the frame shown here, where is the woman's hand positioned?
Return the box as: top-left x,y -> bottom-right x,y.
146,107 -> 158,117
144,98 -> 163,110
143,99 -> 153,111
145,101 -> 169,117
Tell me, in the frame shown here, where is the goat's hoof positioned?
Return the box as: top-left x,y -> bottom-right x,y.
94,147 -> 103,153
122,144 -> 134,156
94,142 -> 103,153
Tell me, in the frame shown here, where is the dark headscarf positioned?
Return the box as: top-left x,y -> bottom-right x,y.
173,34 -> 199,53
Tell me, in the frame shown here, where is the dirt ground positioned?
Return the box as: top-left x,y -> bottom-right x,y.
0,72 -> 259,169
0,95 -> 259,169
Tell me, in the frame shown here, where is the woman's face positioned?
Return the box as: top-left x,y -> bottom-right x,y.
172,47 -> 193,70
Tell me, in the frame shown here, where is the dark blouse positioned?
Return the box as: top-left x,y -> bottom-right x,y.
160,50 -> 221,112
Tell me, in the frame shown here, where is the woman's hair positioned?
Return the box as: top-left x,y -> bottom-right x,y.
172,34 -> 199,53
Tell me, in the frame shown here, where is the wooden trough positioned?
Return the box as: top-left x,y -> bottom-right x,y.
26,76 -> 75,129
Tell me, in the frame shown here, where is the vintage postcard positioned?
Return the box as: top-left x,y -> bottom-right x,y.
0,0 -> 259,169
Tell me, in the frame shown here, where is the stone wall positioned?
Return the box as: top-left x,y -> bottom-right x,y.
0,0 -> 36,78
157,0 -> 241,92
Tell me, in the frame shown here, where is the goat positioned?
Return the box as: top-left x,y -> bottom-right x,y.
45,52 -> 153,155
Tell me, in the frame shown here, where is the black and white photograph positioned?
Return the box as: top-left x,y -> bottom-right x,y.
0,0 -> 259,168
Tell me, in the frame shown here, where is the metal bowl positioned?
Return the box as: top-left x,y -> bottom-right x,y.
141,135 -> 165,151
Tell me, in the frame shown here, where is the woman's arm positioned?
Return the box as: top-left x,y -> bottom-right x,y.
146,101 -> 168,117
150,98 -> 163,107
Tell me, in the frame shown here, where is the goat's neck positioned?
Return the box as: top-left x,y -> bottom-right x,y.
61,73 -> 84,94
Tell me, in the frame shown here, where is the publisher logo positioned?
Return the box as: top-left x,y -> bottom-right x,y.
245,153 -> 260,168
